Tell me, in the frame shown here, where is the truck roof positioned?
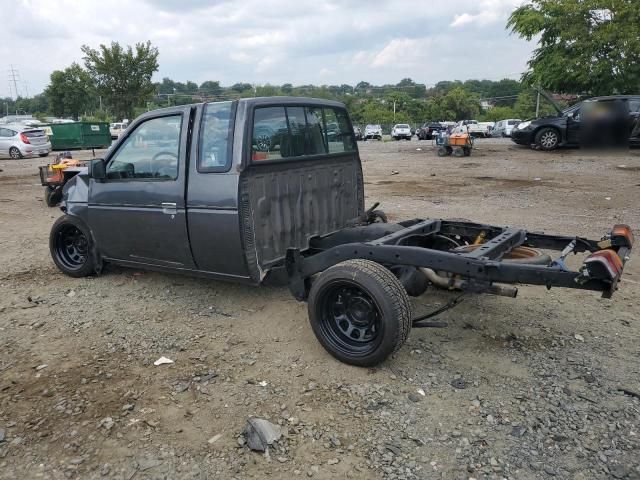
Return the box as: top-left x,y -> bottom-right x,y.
150,96 -> 347,115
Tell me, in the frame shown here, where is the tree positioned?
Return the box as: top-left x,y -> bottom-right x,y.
82,41 -> 159,120
428,87 -> 480,120
508,1 -> 640,95
44,63 -> 94,120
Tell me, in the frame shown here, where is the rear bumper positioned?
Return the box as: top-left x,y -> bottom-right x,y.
20,141 -> 52,156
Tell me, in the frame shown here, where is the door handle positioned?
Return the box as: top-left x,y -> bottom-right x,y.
162,202 -> 177,215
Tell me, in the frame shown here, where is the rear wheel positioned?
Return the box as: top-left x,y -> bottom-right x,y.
535,127 -> 560,150
9,147 -> 22,159
308,260 -> 411,366
49,215 -> 96,277
39,152 -> 49,158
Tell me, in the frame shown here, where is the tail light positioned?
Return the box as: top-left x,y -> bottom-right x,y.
582,249 -> 623,280
19,132 -> 30,144
611,224 -> 634,248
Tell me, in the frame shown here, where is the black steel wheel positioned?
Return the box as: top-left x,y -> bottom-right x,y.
308,260 -> 411,366
49,215 -> 96,277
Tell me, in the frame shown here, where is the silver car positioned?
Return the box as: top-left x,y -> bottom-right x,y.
0,124 -> 51,159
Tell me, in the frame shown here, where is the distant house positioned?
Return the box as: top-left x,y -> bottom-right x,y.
480,100 -> 493,111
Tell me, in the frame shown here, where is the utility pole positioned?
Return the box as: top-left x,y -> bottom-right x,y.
8,65 -> 20,99
535,90 -> 540,118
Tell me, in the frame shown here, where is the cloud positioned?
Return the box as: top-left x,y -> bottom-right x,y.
1,0 -> 534,98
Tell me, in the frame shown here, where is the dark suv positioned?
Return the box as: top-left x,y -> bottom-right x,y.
416,122 -> 444,140
511,94 -> 640,150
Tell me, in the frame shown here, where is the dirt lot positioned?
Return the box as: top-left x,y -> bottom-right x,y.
1,139 -> 639,480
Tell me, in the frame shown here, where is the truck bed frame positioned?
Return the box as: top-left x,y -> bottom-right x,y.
286,218 -> 632,301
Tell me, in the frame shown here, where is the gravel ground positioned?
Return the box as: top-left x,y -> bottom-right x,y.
0,138 -> 639,479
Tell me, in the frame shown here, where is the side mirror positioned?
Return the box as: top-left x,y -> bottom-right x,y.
88,158 -> 106,180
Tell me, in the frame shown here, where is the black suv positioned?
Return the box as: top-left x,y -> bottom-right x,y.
416,122 -> 445,140
511,94 -> 640,150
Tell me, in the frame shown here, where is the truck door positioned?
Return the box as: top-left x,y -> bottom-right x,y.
88,106 -> 196,269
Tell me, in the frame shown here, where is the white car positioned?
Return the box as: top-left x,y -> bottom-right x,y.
0,124 -> 51,159
363,124 -> 382,141
110,122 -> 128,140
391,123 -> 412,140
492,119 -> 522,137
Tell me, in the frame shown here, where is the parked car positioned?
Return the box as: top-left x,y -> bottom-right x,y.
109,122 -> 128,140
391,123 -> 412,140
416,122 -> 445,140
512,93 -> 640,150
353,126 -> 363,141
47,97 -> 633,367
0,124 -> 51,159
454,120 -> 492,138
363,124 -> 382,141
493,119 -> 521,137
478,122 -> 494,137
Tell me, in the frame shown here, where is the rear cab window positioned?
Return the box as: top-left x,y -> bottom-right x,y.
251,104 -> 356,162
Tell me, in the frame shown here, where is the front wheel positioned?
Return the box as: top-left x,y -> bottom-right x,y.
535,127 -> 560,151
308,260 -> 412,367
49,215 -> 96,277
39,153 -> 49,158
44,186 -> 62,207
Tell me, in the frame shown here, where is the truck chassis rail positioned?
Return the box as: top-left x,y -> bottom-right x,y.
286,219 -> 632,301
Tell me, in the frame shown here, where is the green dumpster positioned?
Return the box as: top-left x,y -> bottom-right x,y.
45,122 -> 111,150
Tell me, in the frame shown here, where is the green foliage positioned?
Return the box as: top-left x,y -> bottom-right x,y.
82,41 -> 159,120
44,63 -> 94,120
508,0 -> 640,94
480,106 -> 518,122
426,87 -> 481,120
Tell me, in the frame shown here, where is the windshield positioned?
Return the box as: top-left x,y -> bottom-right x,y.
396,124 -> 409,128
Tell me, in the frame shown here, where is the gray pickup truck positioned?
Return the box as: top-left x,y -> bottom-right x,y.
49,97 -> 633,366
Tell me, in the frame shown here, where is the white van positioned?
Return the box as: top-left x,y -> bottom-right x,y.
493,119 -> 522,137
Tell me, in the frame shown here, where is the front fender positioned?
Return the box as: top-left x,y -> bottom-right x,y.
61,172 -> 89,220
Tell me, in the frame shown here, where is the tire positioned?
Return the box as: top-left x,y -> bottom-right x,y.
453,147 -> 465,157
535,127 -> 560,151
437,146 -> 449,157
390,266 -> 429,297
9,147 -> 22,159
39,153 -> 49,158
49,215 -> 96,277
308,259 -> 412,366
463,147 -> 471,156
44,186 -> 62,207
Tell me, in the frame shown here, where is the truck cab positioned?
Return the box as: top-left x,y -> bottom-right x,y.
58,97 -> 364,284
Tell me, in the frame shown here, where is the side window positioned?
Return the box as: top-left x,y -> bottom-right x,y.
305,106 -> 328,155
629,100 -> 640,113
107,115 -> 181,180
252,107 -> 288,161
199,101 -> 233,172
0,128 -> 12,137
325,108 -> 355,153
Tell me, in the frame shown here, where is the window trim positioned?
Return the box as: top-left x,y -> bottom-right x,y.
247,103 -> 357,166
197,100 -> 237,173
105,112 -> 183,182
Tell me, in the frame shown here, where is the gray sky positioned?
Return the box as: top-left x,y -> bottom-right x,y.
2,0 -> 533,97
